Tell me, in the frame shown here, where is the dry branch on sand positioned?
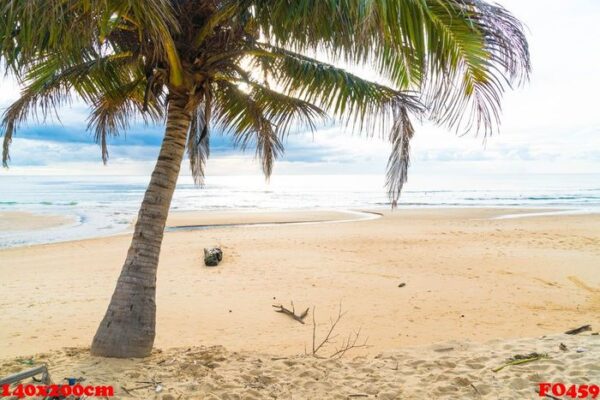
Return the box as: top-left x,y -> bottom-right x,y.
272,302 -> 309,324
309,304 -> 368,359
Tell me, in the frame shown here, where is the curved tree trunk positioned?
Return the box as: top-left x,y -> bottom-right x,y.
91,96 -> 192,358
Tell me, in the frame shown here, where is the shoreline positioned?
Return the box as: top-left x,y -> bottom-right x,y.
1,205 -> 599,250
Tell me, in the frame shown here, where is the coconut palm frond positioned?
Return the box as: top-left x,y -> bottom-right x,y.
243,81 -> 328,137
248,0 -> 528,198
253,45 -> 423,136
193,1 -> 241,48
26,51 -> 138,103
87,77 -> 163,164
249,0 -> 430,86
214,81 -> 283,178
1,88 -> 63,167
187,107 -> 210,185
212,72 -> 329,137
1,50 -> 143,165
252,0 -> 529,137
0,0 -> 178,74
188,90 -> 212,185
1,119 -> 15,168
1,1 -> 97,74
248,45 -> 423,198
386,107 -> 415,205
420,0 -> 531,135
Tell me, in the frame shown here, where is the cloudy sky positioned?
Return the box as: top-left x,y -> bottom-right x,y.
1,0 -> 599,178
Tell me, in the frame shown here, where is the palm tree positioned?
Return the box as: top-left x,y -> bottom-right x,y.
1,0 -> 529,358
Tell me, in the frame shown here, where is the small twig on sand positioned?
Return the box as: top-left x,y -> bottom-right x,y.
492,353 -> 548,373
122,383 -> 154,392
121,379 -> 162,394
312,305 -> 343,356
348,394 -> 369,398
470,383 -> 481,396
273,302 -> 309,324
311,304 -> 369,359
329,327 -> 368,359
565,324 -> 592,335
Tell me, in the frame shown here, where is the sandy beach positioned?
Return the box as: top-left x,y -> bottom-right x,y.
1,208 -> 599,398
0,333 -> 598,399
0,212 -> 74,233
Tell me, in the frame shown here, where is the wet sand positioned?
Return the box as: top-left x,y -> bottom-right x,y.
0,211 -> 74,232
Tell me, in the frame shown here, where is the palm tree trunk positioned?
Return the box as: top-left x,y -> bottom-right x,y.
91,96 -> 192,358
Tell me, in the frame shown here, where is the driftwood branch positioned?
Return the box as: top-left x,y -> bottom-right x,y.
565,324 -> 591,335
273,302 -> 309,324
310,304 -> 368,359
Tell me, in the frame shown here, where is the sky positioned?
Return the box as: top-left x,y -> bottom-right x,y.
1,0 -> 599,179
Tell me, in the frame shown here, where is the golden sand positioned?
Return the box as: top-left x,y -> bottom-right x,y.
0,208 -> 598,398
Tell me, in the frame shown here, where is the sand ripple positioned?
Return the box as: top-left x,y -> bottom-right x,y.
0,334 -> 598,399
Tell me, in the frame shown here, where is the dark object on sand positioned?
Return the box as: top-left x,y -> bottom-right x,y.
559,343 -> 568,351
398,282 -> 406,288
0,364 -> 51,386
204,247 -> 223,266
509,352 -> 546,361
565,324 -> 592,335
273,302 -> 309,324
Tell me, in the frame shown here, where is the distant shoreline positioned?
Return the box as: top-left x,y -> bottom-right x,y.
2,206 -> 600,249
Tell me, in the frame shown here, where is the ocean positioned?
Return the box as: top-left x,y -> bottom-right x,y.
1,173 -> 599,248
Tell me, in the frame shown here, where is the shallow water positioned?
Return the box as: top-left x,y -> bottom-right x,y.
1,173 -> 599,248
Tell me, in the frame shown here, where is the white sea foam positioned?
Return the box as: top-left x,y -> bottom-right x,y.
1,173 -> 599,248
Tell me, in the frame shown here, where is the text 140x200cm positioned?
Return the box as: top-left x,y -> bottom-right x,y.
1,383 -> 114,398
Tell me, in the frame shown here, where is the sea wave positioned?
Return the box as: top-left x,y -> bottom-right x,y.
1,174 -> 600,248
